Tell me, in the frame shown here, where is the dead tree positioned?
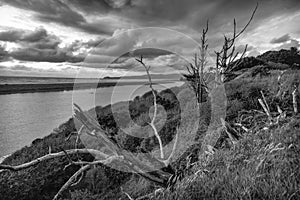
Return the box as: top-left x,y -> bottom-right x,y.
184,20 -> 209,104
215,3 -> 258,82
136,55 -> 179,166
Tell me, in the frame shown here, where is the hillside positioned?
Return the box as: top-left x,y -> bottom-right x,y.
0,48 -> 300,200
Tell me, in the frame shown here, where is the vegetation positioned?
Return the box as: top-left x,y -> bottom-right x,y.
258,47 -> 300,67
183,20 -> 209,104
0,47 -> 299,199
0,3 -> 300,197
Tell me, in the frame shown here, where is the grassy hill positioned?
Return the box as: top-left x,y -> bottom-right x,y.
0,48 -> 299,200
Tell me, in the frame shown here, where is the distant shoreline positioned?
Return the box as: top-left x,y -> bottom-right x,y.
0,81 -> 175,95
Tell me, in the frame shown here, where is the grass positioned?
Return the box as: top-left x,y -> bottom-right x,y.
154,115 -> 300,200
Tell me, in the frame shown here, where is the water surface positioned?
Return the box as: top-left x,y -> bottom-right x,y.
0,82 -> 183,157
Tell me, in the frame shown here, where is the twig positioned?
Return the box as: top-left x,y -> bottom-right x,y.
292,85 -> 298,114
121,187 -> 134,200
221,118 -> 238,145
53,164 -> 91,200
260,91 -> 270,114
53,155 -> 122,200
258,99 -> 271,120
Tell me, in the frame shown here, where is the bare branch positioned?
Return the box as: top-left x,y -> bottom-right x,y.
53,164 -> 91,200
234,3 -> 258,39
136,56 -> 164,159
0,149 -> 108,172
161,128 -> 179,166
214,3 -> 258,80
136,56 -> 180,168
53,155 -> 122,200
121,187 -> 134,200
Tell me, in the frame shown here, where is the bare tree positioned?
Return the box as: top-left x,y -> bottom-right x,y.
184,20 -> 209,104
215,3 -> 258,82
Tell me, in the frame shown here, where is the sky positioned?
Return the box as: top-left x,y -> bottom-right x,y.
0,0 -> 299,78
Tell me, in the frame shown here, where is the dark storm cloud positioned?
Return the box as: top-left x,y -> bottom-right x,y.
2,0 -> 115,35
0,27 -> 86,63
93,0 -> 300,37
10,47 -> 84,63
0,30 -> 23,42
0,28 -> 61,49
270,34 -> 292,44
123,48 -> 172,58
3,0 -> 300,40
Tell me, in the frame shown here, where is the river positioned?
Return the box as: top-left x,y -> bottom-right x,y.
0,82 -> 183,157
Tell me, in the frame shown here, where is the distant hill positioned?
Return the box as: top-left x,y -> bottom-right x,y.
223,47 -> 300,81
103,73 -> 182,80
228,56 -> 266,72
257,47 -> 300,66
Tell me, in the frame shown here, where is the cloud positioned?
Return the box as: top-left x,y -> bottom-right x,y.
3,0 -> 300,52
0,27 -> 61,49
0,27 -> 88,63
3,0 -> 300,41
2,0 -> 116,35
269,34 -> 300,50
104,0 -> 130,9
9,65 -> 34,71
270,34 -> 291,44
0,45 -> 8,61
111,0 -> 300,35
0,63 -> 81,77
235,45 -> 254,53
1,0 -> 300,77
83,28 -> 200,71
277,39 -> 300,50
247,49 -> 260,57
65,37 -> 105,54
0,30 -> 23,42
123,48 -> 172,58
10,47 -> 84,63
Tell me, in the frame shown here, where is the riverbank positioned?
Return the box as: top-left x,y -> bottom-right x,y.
0,80 -> 173,95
